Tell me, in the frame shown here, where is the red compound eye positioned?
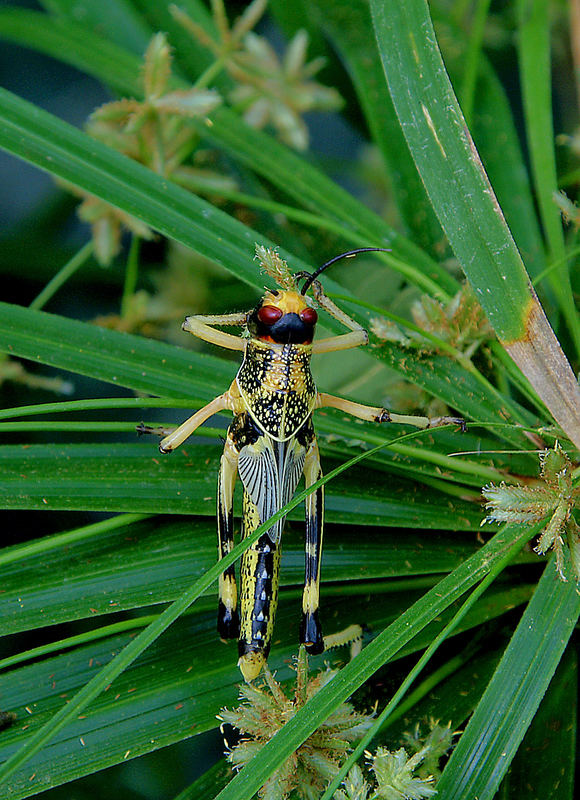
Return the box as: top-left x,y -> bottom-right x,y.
257,305 -> 283,325
300,307 -> 318,325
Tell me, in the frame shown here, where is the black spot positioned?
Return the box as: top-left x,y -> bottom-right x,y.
229,413 -> 261,450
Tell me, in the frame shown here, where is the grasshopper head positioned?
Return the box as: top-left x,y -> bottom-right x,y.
247,289 -> 318,345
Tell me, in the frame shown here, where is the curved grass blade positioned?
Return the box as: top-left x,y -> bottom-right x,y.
516,0 -> 580,355
430,17 -> 547,286
382,646 -> 504,744
172,760 -> 231,800
320,527 -> 531,799
436,555 -> 580,799
502,645 -> 577,798
370,0 -> 580,450
0,442 -> 482,530
371,0 -> 528,337
306,0 -> 445,255
0,86 -> 302,293
313,0 -> 548,286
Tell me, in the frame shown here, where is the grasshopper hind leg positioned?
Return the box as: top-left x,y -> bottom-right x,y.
300,430 -> 325,655
217,432 -> 240,641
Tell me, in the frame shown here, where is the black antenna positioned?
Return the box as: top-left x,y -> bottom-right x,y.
299,248 -> 391,295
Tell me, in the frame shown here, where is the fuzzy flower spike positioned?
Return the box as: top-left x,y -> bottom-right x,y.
218,647 -> 374,800
255,244 -> 299,292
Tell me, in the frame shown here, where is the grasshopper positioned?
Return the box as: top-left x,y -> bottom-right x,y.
153,247 -> 463,682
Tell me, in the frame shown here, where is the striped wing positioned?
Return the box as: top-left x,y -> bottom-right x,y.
238,434 -> 306,542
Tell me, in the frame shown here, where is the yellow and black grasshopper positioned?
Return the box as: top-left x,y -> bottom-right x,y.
148,247 -> 463,682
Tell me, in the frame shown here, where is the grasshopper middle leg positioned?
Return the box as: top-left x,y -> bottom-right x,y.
316,392 -> 465,431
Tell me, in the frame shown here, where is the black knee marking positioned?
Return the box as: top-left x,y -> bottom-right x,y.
218,602 -> 240,640
301,609 -> 324,655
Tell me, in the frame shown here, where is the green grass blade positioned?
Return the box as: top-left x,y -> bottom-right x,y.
0,86 -> 299,292
436,557 -> 580,799
172,760 -> 231,800
383,647 -> 504,743
457,0 -> 492,127
0,442 -> 482,529
0,296 -> 537,461
370,0 -> 528,338
0,615 -> 158,672
0,512 -> 147,568
516,0 -> 580,356
0,513 -> 488,638
0,398 -> 200,420
212,522 -> 537,800
28,241 -> 94,311
370,0 -> 580,450
320,526 -> 529,800
431,16 -> 548,287
307,0 -> 445,256
0,301 -> 235,399
501,645 -> 577,798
